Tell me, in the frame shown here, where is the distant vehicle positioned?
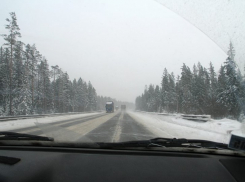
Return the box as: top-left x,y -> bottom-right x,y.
121,105 -> 126,111
106,101 -> 114,113
115,106 -> 119,111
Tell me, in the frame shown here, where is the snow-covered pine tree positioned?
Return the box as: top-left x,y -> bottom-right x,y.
87,81 -> 94,111
208,62 -> 219,116
76,78 -> 83,112
135,96 -> 142,111
168,72 -> 177,113
82,81 -> 89,111
143,85 -> 149,111
76,78 -> 89,112
30,44 -> 41,113
91,87 -> 97,111
12,41 -> 25,115
0,47 -> 5,114
175,75 -> 182,113
190,64 -> 199,114
203,67 -> 210,113
154,85 -> 161,112
216,65 -> 227,116
16,56 -> 32,115
61,72 -> 71,113
195,62 -> 207,114
36,58 -> 52,113
161,68 -> 169,112
180,64 -> 193,113
56,68 -> 64,113
0,48 -> 11,115
217,42 -> 244,119
50,65 -> 59,112
147,84 -> 155,112
43,59 -> 52,113
1,12 -> 21,115
70,79 -> 78,112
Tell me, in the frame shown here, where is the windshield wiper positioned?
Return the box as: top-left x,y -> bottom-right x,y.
0,132 -> 54,141
149,138 -> 228,149
97,137 -> 228,150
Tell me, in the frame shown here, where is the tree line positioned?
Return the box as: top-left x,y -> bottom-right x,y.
0,12 -> 131,116
135,43 -> 245,120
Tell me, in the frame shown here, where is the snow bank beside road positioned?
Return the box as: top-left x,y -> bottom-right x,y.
172,116 -> 241,135
0,112 -> 103,131
128,111 -> 243,144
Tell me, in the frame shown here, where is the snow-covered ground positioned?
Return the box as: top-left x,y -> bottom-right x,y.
1,111 -> 244,144
128,111 -> 244,144
0,112 -> 103,131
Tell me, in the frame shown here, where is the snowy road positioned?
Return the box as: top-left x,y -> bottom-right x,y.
3,111 -> 242,143
6,111 -> 155,143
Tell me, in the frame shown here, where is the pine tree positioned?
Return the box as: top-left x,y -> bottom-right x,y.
217,42 -> 244,118
208,62 -> 218,116
154,85 -> 161,112
203,67 -> 210,113
0,47 -> 5,114
82,81 -> 89,111
190,64 -> 199,114
50,65 -> 59,111
70,79 -> 78,112
0,48 -> 11,115
56,68 -> 64,112
12,41 -> 25,115
16,59 -> 32,115
30,44 -> 41,113
61,72 -> 71,113
91,87 -> 97,111
195,62 -> 207,114
1,12 -> 21,115
168,73 -> 177,112
35,58 -> 52,113
147,84 -> 155,112
180,64 -> 193,113
161,68 -> 169,112
135,96 -> 142,111
76,78 -> 88,112
175,75 -> 182,113
87,81 -> 95,111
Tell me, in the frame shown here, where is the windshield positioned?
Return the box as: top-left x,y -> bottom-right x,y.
0,0 -> 245,150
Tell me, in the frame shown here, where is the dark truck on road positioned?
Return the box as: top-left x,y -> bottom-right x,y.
121,105 -> 126,111
106,101 -> 114,113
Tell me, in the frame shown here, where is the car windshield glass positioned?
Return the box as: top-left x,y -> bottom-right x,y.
0,0 -> 245,149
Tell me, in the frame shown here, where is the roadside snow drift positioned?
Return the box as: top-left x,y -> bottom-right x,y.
0,112 -> 102,131
128,111 -> 243,144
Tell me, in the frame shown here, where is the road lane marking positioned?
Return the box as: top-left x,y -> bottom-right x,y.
16,114 -> 106,135
37,113 -> 118,141
67,112 -> 118,141
111,111 -> 124,142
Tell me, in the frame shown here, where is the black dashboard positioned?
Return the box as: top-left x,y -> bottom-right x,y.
0,146 -> 244,182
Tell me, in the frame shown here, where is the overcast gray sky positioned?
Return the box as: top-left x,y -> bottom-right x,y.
0,0 -> 228,102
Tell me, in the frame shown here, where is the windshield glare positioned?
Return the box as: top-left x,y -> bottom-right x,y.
0,0 -> 245,150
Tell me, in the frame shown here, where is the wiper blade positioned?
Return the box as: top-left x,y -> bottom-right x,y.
97,138 -> 228,150
0,132 -> 54,141
150,138 -> 228,149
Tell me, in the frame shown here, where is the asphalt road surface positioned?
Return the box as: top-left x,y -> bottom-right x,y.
10,111 -> 155,143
